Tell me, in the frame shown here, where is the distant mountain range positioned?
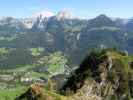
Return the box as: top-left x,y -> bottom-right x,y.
0,11 -> 133,65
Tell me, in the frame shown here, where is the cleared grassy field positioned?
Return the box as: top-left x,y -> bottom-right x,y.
0,86 -> 27,100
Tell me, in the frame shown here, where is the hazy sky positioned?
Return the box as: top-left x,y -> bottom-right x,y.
0,0 -> 133,18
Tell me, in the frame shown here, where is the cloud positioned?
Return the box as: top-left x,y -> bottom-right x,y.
32,10 -> 55,18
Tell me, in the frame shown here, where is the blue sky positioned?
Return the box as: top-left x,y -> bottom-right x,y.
0,0 -> 133,18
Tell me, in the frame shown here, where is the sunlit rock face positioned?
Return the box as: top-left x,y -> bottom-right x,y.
61,49 -> 132,100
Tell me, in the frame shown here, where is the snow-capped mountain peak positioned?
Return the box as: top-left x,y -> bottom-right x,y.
21,18 -> 36,29
56,10 -> 74,20
32,10 -> 54,18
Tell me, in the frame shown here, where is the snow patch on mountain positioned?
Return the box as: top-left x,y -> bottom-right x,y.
21,18 -> 36,29
56,10 -> 74,20
32,10 -> 54,18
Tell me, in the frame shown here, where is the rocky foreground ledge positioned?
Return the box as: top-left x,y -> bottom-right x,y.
16,49 -> 133,100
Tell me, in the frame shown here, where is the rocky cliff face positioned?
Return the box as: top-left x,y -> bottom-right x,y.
61,49 -> 133,100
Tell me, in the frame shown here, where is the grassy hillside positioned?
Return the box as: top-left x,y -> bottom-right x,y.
9,48 -> 132,100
